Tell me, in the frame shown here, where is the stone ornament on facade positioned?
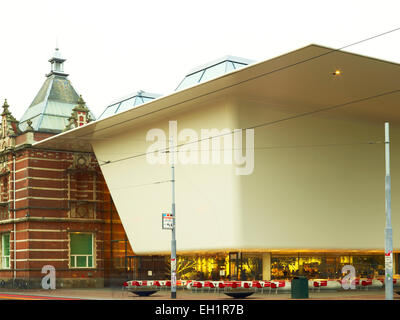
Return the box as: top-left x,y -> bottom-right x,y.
25,119 -> 34,132
70,153 -> 92,170
68,153 -> 96,220
0,99 -> 20,151
63,95 -> 92,132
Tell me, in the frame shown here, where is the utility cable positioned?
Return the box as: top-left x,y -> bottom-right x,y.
78,26 -> 400,140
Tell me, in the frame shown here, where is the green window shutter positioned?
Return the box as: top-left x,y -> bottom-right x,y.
2,234 -> 10,256
70,234 -> 92,255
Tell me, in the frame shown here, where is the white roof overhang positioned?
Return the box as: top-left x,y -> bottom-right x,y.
33,44 -> 400,152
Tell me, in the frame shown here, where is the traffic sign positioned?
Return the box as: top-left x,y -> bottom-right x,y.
162,213 -> 173,229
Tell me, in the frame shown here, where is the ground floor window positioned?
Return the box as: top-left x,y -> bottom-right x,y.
129,251 -> 392,281
0,233 -> 10,269
69,233 -> 94,268
271,253 -> 386,279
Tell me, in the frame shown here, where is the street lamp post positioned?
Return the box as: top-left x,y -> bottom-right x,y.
384,122 -> 393,300
170,138 -> 177,299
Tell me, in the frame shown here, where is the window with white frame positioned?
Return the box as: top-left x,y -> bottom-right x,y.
1,233 -> 10,269
69,233 -> 94,268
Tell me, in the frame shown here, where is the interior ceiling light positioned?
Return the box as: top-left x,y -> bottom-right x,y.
332,69 -> 342,76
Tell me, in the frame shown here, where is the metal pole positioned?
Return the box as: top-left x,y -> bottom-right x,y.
384,122 -> 393,300
170,138 -> 177,299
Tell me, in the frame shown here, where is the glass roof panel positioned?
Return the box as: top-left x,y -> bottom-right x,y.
141,97 -> 154,104
200,62 -> 228,83
225,61 -> 236,73
98,103 -> 120,119
98,91 -> 160,120
175,70 -> 204,91
175,56 -> 254,92
233,62 -> 247,70
134,96 -> 145,106
116,98 -> 136,113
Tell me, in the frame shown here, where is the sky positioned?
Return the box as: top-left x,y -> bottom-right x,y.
0,0 -> 399,120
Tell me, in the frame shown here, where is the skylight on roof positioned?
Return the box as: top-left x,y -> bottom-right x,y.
175,56 -> 254,91
98,91 -> 162,120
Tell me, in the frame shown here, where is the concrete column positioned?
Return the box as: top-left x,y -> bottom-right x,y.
262,252 -> 271,280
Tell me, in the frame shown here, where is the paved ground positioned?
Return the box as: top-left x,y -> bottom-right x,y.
0,288 -> 399,300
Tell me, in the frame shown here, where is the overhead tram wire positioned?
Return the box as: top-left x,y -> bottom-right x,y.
108,179 -> 173,191
97,140 -> 383,157
99,87 -> 400,167
161,141 -> 384,153
76,25 -> 400,142
101,141 -> 384,192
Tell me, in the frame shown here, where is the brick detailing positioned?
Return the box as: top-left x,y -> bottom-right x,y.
0,146 -> 132,288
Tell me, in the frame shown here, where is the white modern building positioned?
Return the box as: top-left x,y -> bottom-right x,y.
33,45 -> 400,281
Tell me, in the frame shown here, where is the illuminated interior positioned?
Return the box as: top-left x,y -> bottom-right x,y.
127,251 -> 398,281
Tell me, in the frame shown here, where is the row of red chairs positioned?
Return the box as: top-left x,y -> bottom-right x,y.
124,278 -> 398,292
124,280 -> 172,289
189,280 -> 288,294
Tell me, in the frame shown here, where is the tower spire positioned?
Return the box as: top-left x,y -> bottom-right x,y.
46,47 -> 69,77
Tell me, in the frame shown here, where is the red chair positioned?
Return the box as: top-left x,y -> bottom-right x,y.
191,281 -> 203,292
271,281 -> 286,294
252,281 -> 262,292
125,281 -> 141,291
204,281 -> 216,292
217,281 -> 225,293
224,281 -> 236,289
313,280 -> 327,292
261,281 -> 271,294
223,280 -> 240,292
242,282 -> 250,289
361,279 -> 372,290
352,278 -> 360,289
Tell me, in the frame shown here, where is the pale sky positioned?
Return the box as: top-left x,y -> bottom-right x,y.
0,0 -> 399,120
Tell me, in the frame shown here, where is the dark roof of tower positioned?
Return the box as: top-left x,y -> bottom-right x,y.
18,48 -> 95,133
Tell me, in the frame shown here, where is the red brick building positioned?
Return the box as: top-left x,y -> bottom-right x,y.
0,49 -> 134,289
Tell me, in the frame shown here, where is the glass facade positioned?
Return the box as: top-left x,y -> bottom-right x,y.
270,253 -> 385,280
127,251 -> 392,281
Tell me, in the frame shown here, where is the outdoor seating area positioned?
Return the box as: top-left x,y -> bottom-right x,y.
123,278 -> 399,294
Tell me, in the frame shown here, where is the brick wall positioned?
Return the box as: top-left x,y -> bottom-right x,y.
0,146 -> 132,288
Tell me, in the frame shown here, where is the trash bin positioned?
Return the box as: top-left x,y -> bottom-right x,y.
291,276 -> 309,299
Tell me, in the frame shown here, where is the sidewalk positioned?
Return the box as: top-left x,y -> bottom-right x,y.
0,287 -> 398,300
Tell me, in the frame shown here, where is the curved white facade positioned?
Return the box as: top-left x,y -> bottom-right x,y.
34,44 -> 400,255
